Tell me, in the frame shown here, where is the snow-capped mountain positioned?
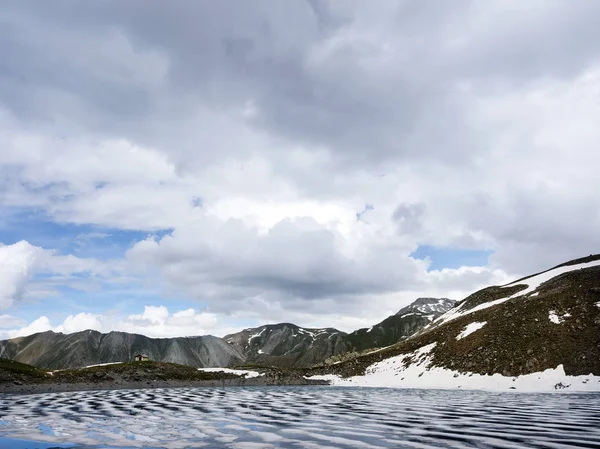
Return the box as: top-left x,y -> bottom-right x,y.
395,297 -> 456,319
223,324 -> 349,368
223,298 -> 456,367
343,297 -> 455,352
310,254 -> 600,391
0,297 -> 456,370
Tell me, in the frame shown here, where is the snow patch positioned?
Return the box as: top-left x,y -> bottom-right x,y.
257,349 -> 264,354
456,322 -> 486,340
198,368 -> 263,378
596,301 -> 600,308
435,300 -> 500,327
306,343 -> 600,392
248,328 -> 266,343
504,259 -> 600,298
549,311 -> 571,324
83,362 -> 123,369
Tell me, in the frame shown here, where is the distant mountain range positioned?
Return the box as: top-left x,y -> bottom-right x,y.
0,297 -> 455,370
0,331 -> 244,370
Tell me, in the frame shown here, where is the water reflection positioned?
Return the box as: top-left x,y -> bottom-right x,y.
0,387 -> 599,448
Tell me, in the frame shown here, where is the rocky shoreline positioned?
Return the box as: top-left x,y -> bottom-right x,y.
0,359 -> 328,395
0,376 -> 328,395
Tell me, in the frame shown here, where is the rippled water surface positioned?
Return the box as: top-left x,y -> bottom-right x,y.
1,387 -> 599,448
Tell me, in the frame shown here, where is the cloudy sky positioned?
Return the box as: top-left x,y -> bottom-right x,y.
1,0 -> 599,339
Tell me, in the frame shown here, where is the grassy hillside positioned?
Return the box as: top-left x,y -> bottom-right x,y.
0,358 -> 243,387
0,358 -> 50,380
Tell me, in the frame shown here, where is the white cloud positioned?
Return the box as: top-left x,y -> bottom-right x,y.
128,305 -> 170,324
0,1 -> 598,338
123,213 -> 513,325
0,240 -> 115,310
1,306 -> 233,340
57,313 -> 102,335
0,314 -> 26,329
4,316 -> 54,338
0,241 -> 44,309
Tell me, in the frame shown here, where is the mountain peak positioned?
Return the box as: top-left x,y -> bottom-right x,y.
396,297 -> 456,317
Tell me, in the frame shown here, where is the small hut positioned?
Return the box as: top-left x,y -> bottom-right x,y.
134,354 -> 149,362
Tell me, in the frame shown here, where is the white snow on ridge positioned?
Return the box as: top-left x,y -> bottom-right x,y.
306,344 -> 600,392
504,259 -> 600,298
456,322 -> 486,340
435,259 -> 600,326
198,368 -> 263,378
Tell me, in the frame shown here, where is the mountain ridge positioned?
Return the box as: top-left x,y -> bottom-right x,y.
0,330 -> 245,370
0,297 -> 454,370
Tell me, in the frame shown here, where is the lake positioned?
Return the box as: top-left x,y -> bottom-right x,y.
1,386 -> 599,448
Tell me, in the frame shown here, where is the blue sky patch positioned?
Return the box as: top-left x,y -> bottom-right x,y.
0,207 -> 171,258
411,245 -> 493,271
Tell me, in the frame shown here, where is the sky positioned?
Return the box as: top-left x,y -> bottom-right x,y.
1,0 -> 599,339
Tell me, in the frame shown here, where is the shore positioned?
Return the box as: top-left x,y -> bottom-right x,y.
0,376 -> 328,395
0,359 -> 328,395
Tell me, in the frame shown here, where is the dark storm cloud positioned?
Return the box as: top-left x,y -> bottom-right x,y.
9,1 -> 600,168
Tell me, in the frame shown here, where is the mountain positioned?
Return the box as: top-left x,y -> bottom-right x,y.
0,330 -> 244,370
344,297 -> 455,352
224,323 -> 350,368
396,297 -> 456,317
224,298 -> 455,367
309,255 -> 600,391
0,298 -> 454,370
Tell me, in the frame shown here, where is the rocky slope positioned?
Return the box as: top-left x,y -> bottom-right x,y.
345,297 -> 455,352
222,298 -> 454,367
0,330 -> 245,370
307,255 -> 600,391
224,324 -> 351,368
